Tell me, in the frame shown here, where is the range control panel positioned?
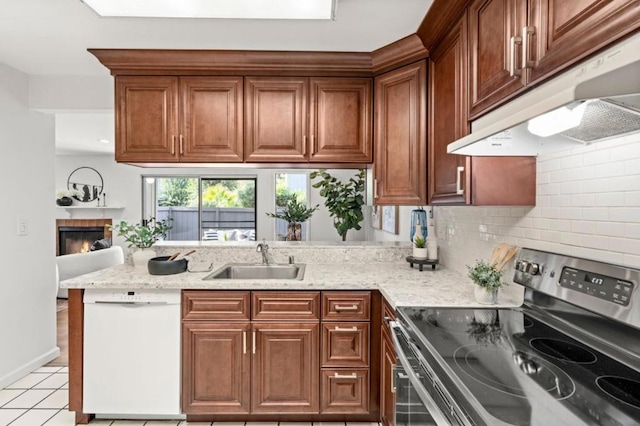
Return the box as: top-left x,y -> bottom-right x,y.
513,248 -> 640,329
559,267 -> 634,306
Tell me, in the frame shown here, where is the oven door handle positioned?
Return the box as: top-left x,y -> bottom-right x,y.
390,322 -> 450,426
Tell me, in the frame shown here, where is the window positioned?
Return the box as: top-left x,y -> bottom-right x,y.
274,172 -> 309,240
142,176 -> 257,241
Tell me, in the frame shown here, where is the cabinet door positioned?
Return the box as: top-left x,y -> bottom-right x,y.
374,61 -> 427,205
428,16 -> 471,205
115,76 -> 179,163
180,77 -> 244,162
182,322 -> 250,414
528,0 -> 640,83
380,324 -> 396,426
309,78 -> 372,163
252,322 -> 319,413
468,0 -> 527,118
244,77 -> 307,162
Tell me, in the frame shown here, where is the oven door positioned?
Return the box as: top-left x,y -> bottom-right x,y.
390,321 -> 450,426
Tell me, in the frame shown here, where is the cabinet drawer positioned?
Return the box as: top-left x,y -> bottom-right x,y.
320,369 -> 369,414
322,292 -> 370,321
321,323 -> 369,368
252,291 -> 320,321
182,291 -> 250,321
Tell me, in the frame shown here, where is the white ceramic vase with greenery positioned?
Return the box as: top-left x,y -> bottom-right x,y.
467,260 -> 506,305
109,217 -> 173,267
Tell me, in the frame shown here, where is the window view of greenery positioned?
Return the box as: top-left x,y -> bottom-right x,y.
274,173 -> 309,240
149,177 -> 256,241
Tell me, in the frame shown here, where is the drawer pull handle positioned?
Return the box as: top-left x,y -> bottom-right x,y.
252,330 -> 256,355
334,326 -> 358,331
456,166 -> 464,195
522,26 -> 536,70
334,372 -> 358,379
334,304 -> 358,311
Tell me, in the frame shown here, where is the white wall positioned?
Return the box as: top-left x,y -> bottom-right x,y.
54,156 -> 367,251
434,133 -> 640,275
0,63 -> 58,387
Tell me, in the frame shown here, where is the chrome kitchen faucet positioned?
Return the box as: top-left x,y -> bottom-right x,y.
256,239 -> 269,264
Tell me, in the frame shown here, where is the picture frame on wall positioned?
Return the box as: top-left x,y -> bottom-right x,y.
370,205 -> 382,229
382,205 -> 399,234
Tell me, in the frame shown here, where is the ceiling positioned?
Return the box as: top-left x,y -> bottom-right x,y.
0,0 -> 431,154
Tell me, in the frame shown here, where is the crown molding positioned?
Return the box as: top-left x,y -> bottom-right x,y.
371,34 -> 428,75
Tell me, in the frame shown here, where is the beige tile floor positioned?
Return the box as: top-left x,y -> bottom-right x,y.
0,367 -> 381,426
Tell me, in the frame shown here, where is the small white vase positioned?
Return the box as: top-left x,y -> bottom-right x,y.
132,248 -> 156,268
412,247 -> 428,259
474,286 -> 498,305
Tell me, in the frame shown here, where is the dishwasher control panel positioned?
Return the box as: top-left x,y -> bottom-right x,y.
83,289 -> 181,304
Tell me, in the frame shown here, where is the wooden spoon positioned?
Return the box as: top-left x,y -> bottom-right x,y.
490,243 -> 510,265
496,246 -> 518,271
176,249 -> 196,259
167,252 -> 180,261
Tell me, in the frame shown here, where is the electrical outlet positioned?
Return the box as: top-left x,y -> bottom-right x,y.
17,218 -> 28,236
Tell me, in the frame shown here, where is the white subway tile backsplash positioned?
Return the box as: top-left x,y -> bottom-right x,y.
581,208 -> 609,221
596,161 -> 627,178
432,137 -> 640,275
570,165 -> 597,181
608,237 -> 640,256
581,179 -> 610,193
595,192 -> 626,207
610,207 -> 640,222
583,149 -> 611,166
595,222 -> 625,237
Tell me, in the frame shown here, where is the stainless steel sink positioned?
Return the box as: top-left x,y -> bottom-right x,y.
203,263 -> 306,280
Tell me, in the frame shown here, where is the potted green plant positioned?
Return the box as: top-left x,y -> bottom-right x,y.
412,235 -> 427,259
467,259 -> 507,305
109,217 -> 173,267
266,195 -> 319,241
310,169 -> 365,241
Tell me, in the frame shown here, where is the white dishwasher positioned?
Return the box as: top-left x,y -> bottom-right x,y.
83,289 -> 182,418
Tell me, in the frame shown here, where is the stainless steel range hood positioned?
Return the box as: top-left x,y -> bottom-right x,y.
447,32 -> 640,156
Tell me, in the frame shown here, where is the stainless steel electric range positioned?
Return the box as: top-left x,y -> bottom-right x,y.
390,248 -> 640,426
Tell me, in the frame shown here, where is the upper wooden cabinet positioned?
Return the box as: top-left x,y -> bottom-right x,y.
115,76 -> 179,163
428,17 -> 470,205
374,61 -> 427,205
429,11 -> 536,206
468,0 -> 527,119
115,76 -> 244,163
468,0 -> 640,118
244,77 -> 372,163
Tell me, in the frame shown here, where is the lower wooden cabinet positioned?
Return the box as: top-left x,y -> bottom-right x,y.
321,369 -> 370,414
182,290 -> 378,421
252,322 -> 319,413
182,322 -> 251,414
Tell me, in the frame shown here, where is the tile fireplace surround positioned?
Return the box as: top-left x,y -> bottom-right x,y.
55,219 -> 112,256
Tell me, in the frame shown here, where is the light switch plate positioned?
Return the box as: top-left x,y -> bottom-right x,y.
17,219 -> 28,236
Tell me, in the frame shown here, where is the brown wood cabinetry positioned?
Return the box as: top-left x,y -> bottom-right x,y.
428,16 -> 470,205
320,291 -> 372,415
182,290 -> 377,421
468,0 -> 640,118
244,77 -> 372,163
429,12 -> 537,206
182,322 -> 251,414
252,322 -> 319,413
374,61 -> 427,205
380,300 -> 396,426
115,76 -> 243,163
468,0 -> 527,119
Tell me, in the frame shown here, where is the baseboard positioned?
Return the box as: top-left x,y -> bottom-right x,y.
0,346 -> 61,389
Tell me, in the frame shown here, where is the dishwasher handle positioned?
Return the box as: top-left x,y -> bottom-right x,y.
93,301 -> 170,307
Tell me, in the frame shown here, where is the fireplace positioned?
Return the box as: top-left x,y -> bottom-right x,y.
56,219 -> 112,256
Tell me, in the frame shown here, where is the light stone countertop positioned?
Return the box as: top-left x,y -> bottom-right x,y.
61,259 -> 525,309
